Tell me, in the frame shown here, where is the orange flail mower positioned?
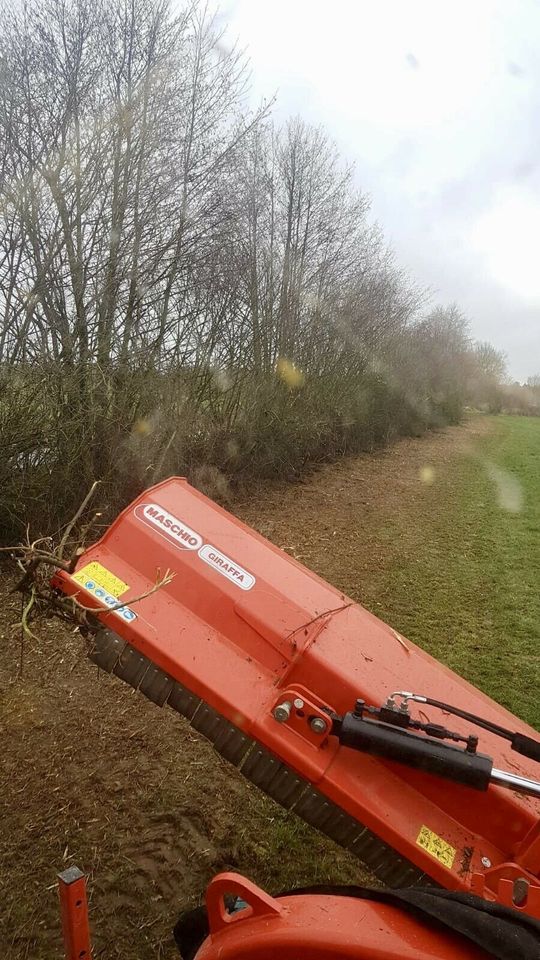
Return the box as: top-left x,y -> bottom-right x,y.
53,478 -> 540,958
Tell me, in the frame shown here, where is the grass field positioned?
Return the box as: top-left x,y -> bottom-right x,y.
362,415 -> 540,728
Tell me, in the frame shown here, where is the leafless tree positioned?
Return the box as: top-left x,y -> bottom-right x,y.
0,0 -> 509,542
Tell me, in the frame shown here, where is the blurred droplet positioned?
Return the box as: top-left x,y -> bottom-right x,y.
226,438 -> 239,460
303,290 -> 320,311
405,52 -> 420,70
484,461 -> 524,513
214,368 -> 232,392
133,418 -> 152,437
420,465 -> 435,485
276,357 -> 305,389
192,464 -> 230,500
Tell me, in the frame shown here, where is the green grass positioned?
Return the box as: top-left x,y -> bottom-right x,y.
371,416 -> 540,728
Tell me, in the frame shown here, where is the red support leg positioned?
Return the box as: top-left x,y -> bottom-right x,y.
58,866 -> 92,960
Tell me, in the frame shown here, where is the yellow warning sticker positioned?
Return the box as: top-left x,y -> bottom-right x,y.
416,826 -> 456,869
72,562 -> 129,599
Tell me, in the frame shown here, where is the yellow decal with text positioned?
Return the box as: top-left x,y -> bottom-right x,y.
72,562 -> 129,599
416,825 -> 456,869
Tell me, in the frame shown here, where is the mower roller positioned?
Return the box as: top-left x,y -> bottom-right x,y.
52,478 -> 540,956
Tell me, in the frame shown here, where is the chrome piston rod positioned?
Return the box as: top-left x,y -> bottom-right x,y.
491,767 -> 540,799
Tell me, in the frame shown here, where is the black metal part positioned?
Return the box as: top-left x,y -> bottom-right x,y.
411,696 -> 540,765
341,699 -> 480,753
512,734 -> 540,763
335,712 -> 493,791
379,704 -> 410,728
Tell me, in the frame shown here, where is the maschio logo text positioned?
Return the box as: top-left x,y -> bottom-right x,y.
135,503 -> 203,550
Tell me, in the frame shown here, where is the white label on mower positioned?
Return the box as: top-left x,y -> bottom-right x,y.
135,503 -> 203,550
198,544 -> 255,591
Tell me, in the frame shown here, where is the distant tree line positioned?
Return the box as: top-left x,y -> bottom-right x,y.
500,376 -> 540,415
0,0 -> 511,541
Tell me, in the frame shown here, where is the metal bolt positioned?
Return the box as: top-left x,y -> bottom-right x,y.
310,716 -> 327,734
513,877 -> 529,907
273,701 -> 292,723
481,857 -> 491,869
293,698 -> 305,710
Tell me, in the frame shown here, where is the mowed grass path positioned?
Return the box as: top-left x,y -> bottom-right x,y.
367,416 -> 540,728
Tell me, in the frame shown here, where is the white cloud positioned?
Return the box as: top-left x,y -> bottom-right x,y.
471,187 -> 540,302
222,0 -> 540,378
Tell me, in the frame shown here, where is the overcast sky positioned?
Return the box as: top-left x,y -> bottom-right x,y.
221,0 -> 540,381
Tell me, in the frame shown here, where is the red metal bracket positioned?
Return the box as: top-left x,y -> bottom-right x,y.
206,872 -> 282,934
472,867 -> 540,919
513,820 -> 540,875
271,684 -> 336,745
58,866 -> 92,960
